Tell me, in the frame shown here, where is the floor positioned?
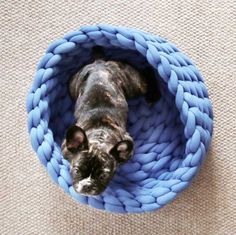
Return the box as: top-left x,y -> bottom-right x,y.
0,1 -> 236,234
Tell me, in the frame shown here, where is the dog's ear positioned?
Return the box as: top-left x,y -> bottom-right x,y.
109,139 -> 134,164
65,125 -> 88,153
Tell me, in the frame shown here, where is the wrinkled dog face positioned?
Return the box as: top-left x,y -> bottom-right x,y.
69,150 -> 116,195
61,125 -> 133,195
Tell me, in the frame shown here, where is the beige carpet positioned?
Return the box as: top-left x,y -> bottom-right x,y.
1,0 -> 236,234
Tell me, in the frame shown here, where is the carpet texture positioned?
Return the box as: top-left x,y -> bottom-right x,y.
0,0 -> 235,234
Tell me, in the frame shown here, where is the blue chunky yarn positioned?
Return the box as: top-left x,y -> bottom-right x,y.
26,24 -> 213,213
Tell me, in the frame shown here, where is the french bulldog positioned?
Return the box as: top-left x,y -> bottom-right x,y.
61,48 -> 159,195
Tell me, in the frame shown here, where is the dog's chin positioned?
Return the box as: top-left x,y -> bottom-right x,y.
74,187 -> 106,196
79,191 -> 100,196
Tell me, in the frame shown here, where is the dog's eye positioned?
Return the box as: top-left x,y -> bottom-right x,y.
99,175 -> 105,180
72,165 -> 85,174
99,173 -> 108,180
71,167 -> 79,176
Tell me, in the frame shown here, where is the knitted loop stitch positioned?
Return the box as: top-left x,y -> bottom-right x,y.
26,24 -> 213,213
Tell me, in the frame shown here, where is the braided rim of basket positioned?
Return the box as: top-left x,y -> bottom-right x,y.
26,24 -> 213,213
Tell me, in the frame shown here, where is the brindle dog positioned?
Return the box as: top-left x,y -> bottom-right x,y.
61,48 -> 159,195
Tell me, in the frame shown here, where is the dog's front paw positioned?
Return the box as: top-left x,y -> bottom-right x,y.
142,68 -> 161,105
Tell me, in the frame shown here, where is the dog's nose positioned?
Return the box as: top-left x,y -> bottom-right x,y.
73,177 -> 93,194
82,184 -> 92,192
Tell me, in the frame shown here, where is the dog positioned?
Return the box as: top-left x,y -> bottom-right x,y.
61,48 -> 159,195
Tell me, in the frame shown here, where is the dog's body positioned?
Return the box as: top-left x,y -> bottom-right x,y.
70,60 -> 147,149
61,58 -> 154,195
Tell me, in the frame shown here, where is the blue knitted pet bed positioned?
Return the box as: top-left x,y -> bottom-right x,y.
26,24 -> 213,213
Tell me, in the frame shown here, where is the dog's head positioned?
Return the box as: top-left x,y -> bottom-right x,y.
61,125 -> 133,195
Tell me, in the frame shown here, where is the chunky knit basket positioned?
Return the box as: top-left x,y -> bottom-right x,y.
26,24 -> 213,213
